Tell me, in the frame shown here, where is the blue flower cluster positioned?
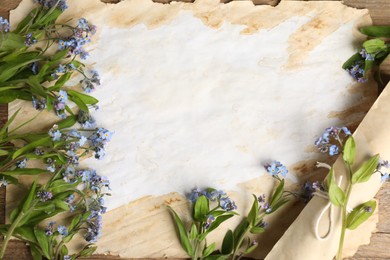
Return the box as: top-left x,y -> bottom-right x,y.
34,0 -> 68,11
89,128 -> 113,160
77,110 -> 96,129
187,188 -> 237,211
77,169 -> 109,243
48,124 -> 62,141
0,17 -> 10,33
257,194 -> 271,213
314,126 -> 351,156
45,221 -> 55,236
53,90 -> 68,119
346,48 -> 374,83
204,214 -> 215,229
265,161 -> 288,178
24,33 -> 37,47
37,190 -> 53,202
58,18 -> 96,60
346,63 -> 366,83
81,70 -> 101,93
32,96 -> 46,111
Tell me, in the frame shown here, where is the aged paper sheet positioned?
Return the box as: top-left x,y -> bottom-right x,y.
8,0 -> 380,258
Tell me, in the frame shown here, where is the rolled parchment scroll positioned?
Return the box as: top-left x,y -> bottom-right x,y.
265,83 -> 390,260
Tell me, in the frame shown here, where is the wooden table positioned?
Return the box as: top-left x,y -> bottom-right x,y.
1,0 -> 390,259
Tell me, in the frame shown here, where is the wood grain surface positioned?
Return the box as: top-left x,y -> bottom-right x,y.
0,0 -> 390,259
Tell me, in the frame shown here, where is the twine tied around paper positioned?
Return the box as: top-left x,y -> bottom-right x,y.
313,163 -> 352,241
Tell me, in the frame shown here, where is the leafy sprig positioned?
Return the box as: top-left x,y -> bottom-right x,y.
343,26 -> 390,84
169,165 -> 290,260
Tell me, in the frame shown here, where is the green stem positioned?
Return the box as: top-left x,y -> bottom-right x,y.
0,211 -> 25,258
336,166 -> 353,260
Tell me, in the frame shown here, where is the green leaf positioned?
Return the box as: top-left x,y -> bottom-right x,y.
69,215 -> 82,232
364,59 -> 375,77
244,241 -> 258,254
250,226 -> 266,234
34,228 -> 50,259
167,206 -> 193,256
270,179 -> 284,207
189,223 -> 198,241
267,198 -> 289,214
53,199 -> 70,211
51,50 -> 69,61
203,255 -> 229,260
69,95 -> 89,111
247,194 -> 259,226
233,219 -> 250,244
1,168 -> 49,176
347,200 -> 376,230
60,244 -> 69,256
49,179 -> 78,194
360,25 -> 390,37
0,90 -> 31,103
201,215 -> 234,238
15,226 -> 38,244
221,229 -> 234,255
68,90 -> 98,105
22,178 -> 37,213
1,33 -> 26,49
363,39 -> 387,54
79,245 -> 97,257
30,244 -> 43,260
27,77 -> 48,97
0,108 -> 20,139
12,136 -> 51,159
352,154 -> 380,184
342,52 -> 363,69
193,195 -> 209,221
48,72 -> 72,92
0,150 -> 9,156
203,243 -> 216,257
343,136 -> 356,165
328,167 -> 345,207
13,8 -> 39,34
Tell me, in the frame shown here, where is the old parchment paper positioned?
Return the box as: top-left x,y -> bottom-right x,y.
8,0 -> 381,259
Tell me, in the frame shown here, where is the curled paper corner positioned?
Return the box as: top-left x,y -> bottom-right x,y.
265,82 -> 390,260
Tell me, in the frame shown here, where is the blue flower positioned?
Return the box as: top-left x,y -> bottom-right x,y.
94,147 -> 106,160
78,136 -> 88,146
329,145 -> 339,156
63,255 -> 71,260
204,214 -> 215,229
220,197 -> 237,212
48,125 -> 62,141
35,0 -> 68,11
57,225 -> 68,236
32,96 -> 46,111
45,222 -> 55,236
346,62 -> 366,83
24,33 -> 37,46
315,126 -> 351,155
381,173 -> 389,183
77,111 -> 96,129
206,189 -> 226,201
37,190 -> 53,202
0,177 -> 8,187
187,188 -> 206,203
16,158 -> 27,168
360,48 -> 375,61
265,161 -> 288,177
0,17 -> 10,32
58,90 -> 68,103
